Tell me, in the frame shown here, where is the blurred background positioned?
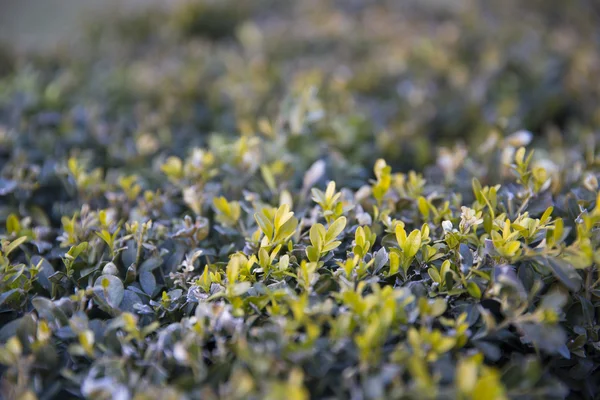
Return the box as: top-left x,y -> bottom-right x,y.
0,0 -> 182,51
0,0 -> 599,175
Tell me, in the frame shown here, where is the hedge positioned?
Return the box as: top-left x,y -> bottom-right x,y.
1,1 -> 599,399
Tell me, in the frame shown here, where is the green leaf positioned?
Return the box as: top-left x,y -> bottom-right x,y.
322,240 -> 342,253
260,165 -> 277,192
67,242 -> 88,260
309,224 -> 324,252
445,271 -> 455,291
255,212 -> 274,240
30,256 -> 55,292
306,246 -> 320,262
428,267 -> 441,283
403,230 -> 421,258
540,206 -> 554,223
96,230 -> 111,245
274,204 -> 293,230
94,274 -> 125,307
4,236 -> 28,257
232,281 -> 251,296
520,323 -> 567,355
539,257 -> 582,292
325,217 -> 346,243
417,197 -> 430,219
140,270 -> 156,296
120,290 -> 143,313
456,357 -> 478,394
429,298 -> 447,317
6,214 -> 20,234
139,257 -> 163,273
472,178 -> 483,203
389,251 -> 400,276
0,289 -> 22,307
373,248 -> 389,273
467,281 -> 482,299
275,215 -> 298,243
395,225 -> 407,248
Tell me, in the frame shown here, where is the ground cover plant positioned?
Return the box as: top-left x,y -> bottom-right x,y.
1,0 -> 600,399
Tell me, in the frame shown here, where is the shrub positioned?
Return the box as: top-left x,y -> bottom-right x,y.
0,0 -> 599,399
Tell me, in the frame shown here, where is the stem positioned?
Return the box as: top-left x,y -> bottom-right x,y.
134,224 -> 147,267
586,266 -> 594,299
515,193 -> 531,216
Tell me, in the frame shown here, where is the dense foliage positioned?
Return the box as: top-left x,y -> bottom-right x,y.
1,0 -> 600,399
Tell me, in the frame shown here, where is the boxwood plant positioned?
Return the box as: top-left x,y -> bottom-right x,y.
1,1 -> 600,399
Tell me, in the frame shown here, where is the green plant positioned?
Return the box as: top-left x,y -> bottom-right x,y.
1,0 -> 600,398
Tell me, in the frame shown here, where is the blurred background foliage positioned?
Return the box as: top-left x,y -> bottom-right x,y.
1,0 -> 598,176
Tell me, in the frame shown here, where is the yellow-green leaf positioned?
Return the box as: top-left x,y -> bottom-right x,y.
395,224 -> 407,248
403,230 -> 422,258
325,217 -> 346,243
